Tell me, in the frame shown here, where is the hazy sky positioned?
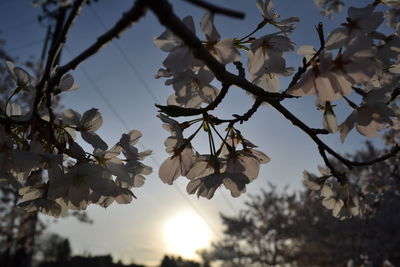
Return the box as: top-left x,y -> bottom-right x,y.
0,0 -> 375,265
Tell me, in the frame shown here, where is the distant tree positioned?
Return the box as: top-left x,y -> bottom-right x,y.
159,255 -> 201,267
34,233 -> 71,263
206,136 -> 400,266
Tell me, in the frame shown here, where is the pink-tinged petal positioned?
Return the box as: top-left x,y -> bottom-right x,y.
247,148 -> 271,164
332,199 -> 344,217
13,67 -> 31,85
59,74 -> 74,91
214,39 -> 241,64
239,155 -> 260,181
339,111 -> 357,143
356,120 -> 381,138
253,73 -> 280,93
126,130 -> 142,145
325,28 -> 348,50
115,192 -> 134,204
180,147 -> 195,176
153,30 -> 180,52
186,179 -> 202,194
133,175 -> 145,188
62,109 -> 81,126
81,131 -> 108,150
327,72 -> 352,96
358,12 -> 383,33
186,158 -> 212,180
297,45 -> 316,56
200,12 -> 220,43
223,177 -> 245,197
159,157 -> 181,185
323,109 -> 338,133
247,48 -> 265,75
5,102 -> 22,117
315,75 -> 340,101
80,108 -> 103,131
186,95 -> 203,108
5,61 -> 16,80
344,58 -> 377,84
287,70 -> 316,97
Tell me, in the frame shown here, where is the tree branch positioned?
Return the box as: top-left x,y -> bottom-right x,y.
33,0 -> 88,117
184,0 -> 245,19
57,0 -> 147,77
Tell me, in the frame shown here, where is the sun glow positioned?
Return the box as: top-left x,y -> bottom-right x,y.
163,211 -> 212,259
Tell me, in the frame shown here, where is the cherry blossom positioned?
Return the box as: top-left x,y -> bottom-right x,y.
164,67 -> 219,108
288,36 -> 377,101
256,0 -> 299,33
5,61 -> 33,90
154,16 -> 201,72
339,86 -> 396,142
325,5 -> 383,50
247,33 -> 295,77
158,114 -> 196,184
200,12 -> 240,65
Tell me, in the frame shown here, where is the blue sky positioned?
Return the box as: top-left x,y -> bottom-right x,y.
0,0 -> 378,265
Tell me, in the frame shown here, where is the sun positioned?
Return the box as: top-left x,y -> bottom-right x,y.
163,211 -> 212,259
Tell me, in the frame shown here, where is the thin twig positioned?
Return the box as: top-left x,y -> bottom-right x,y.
33,0 -> 88,117
57,0 -> 147,77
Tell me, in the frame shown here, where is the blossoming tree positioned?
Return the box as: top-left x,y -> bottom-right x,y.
1,0 -> 399,221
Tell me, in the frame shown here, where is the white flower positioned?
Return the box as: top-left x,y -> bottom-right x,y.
288,37 -> 377,101
5,102 -> 22,117
325,5 -> 383,50
154,16 -> 201,72
200,12 -> 240,65
49,163 -> 128,210
158,114 -> 196,184
62,108 -> 108,150
303,170 -> 323,191
256,0 -> 299,33
165,67 -> 219,108
252,73 -> 280,92
19,185 -> 65,218
5,61 -> 33,89
247,33 -> 295,77
117,131 -> 152,188
297,45 -> 317,61
339,87 -> 396,142
159,145 -> 195,185
56,74 -> 80,92
187,171 -> 249,199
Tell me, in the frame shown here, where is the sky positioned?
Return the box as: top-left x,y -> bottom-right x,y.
0,0 -> 380,265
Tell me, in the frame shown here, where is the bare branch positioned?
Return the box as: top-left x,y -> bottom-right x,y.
183,0 -> 245,19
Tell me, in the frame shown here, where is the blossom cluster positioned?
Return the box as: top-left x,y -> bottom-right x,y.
1,62 -> 152,217
303,167 -> 362,220
153,0 -> 399,218
153,1 -> 297,198
1,0 -> 400,220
